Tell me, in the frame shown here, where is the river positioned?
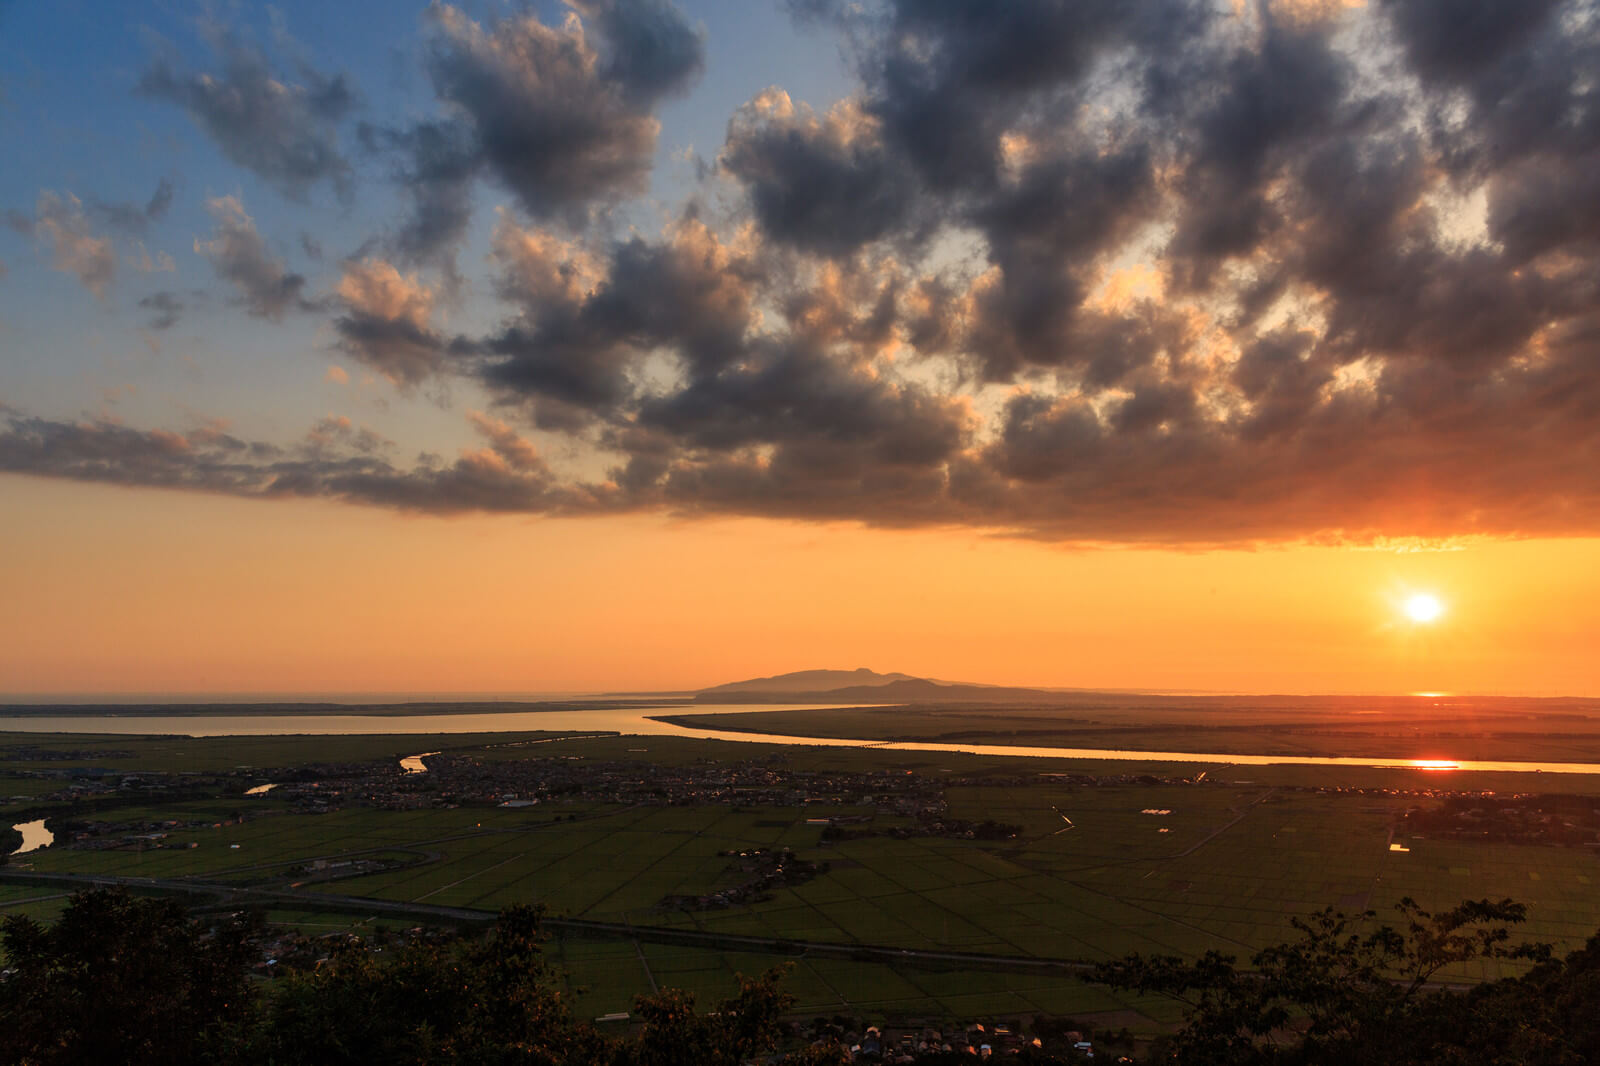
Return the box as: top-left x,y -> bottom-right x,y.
400,751 -> 439,774
2,704 -> 1600,776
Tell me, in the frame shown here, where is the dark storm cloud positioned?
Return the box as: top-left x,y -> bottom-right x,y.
573,0 -> 705,102
140,27 -> 355,200
841,0 -> 1184,194
965,144 -> 1161,380
465,210 -> 974,510
18,0 -> 1600,544
719,92 -> 921,257
475,0 -> 1600,541
357,2 -> 703,274
418,1 -> 703,221
1377,0 -> 1566,85
1165,16 -> 1352,287
638,340 -> 966,463
470,216 -> 755,413
1383,0 -> 1600,270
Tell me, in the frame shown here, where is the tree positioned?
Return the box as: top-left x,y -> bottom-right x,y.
258,905 -> 608,1066
1090,897 -> 1549,1065
0,889 -> 810,1066
621,966 -> 795,1066
0,888 -> 259,1066
1401,930 -> 1600,1066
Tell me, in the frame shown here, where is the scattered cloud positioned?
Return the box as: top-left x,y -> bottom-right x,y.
422,1 -> 701,218
324,364 -> 350,385
90,178 -> 176,235
193,195 -> 310,319
720,91 -> 922,257
30,191 -> 117,299
10,0 -> 1600,545
139,24 -> 355,200
128,243 -> 176,274
361,0 -> 705,275
466,410 -> 545,472
139,291 -> 184,330
305,414 -> 392,454
0,411 -> 572,516
332,258 -> 443,386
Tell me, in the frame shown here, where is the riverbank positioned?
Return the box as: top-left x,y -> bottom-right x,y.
5,702 -> 1600,777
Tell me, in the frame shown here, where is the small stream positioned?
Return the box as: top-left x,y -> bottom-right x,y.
400,751 -> 439,774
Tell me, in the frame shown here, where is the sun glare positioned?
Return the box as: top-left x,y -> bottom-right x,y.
1404,593 -> 1445,623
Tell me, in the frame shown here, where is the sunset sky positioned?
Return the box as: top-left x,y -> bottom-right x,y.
3,0 -> 1599,697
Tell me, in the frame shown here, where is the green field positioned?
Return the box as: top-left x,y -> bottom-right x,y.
547,937 -> 1173,1023
6,724 -> 1600,1029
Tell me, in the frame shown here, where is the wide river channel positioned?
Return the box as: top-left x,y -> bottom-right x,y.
4,702 -> 1600,775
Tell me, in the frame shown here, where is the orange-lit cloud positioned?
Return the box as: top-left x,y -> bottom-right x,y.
4,0 -> 1598,549
30,191 -> 116,299
332,259 -> 442,386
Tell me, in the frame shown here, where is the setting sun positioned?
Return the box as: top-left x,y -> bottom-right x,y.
1405,594 -> 1445,624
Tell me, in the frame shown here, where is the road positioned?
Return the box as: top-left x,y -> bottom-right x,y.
0,867 -> 1097,976
0,866 -> 1485,993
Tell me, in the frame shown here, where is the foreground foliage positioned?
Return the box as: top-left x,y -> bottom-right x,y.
3,890 -> 1600,1064
0,890 -> 257,1065
1092,897 -> 1600,1065
1,890 -> 794,1066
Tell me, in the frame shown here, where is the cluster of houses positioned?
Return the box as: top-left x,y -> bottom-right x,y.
657,846 -> 826,911
1398,792 -> 1600,847
788,1019 -> 1121,1061
59,814 -> 236,851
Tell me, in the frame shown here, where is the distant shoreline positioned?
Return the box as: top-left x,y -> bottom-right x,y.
0,699 -> 691,718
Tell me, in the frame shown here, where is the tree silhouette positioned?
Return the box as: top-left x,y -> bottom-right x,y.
1091,897 -> 1552,1065
0,888 -> 258,1066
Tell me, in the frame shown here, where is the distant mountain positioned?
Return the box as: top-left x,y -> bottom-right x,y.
698,668 -> 919,696
694,673 -> 1062,704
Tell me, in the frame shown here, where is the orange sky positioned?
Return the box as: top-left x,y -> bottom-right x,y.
5,3 -> 1600,700
5,475 -> 1597,697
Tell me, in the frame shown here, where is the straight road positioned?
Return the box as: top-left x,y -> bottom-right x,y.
0,867 -> 1096,976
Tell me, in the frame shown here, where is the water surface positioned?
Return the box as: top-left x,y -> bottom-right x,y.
3,705 -> 1599,776
9,819 -> 52,855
